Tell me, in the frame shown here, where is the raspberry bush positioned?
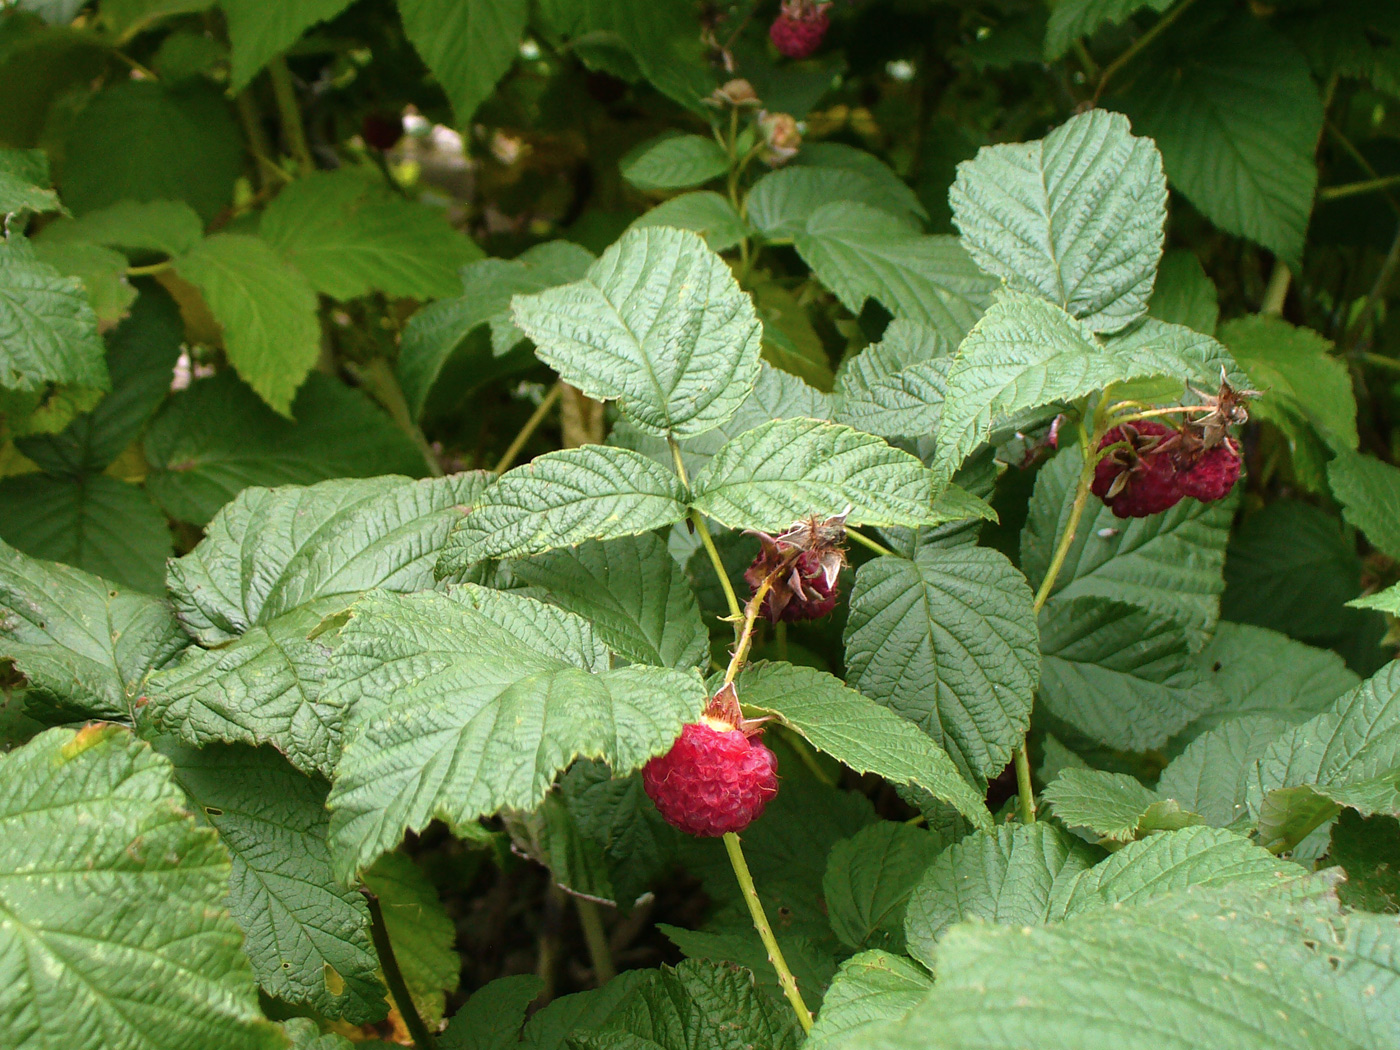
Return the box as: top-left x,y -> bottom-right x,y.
2,2 -> 1400,1049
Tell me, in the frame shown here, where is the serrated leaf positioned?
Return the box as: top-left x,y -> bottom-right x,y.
832,320 -> 953,439
1114,16 -> 1323,269
950,110 -> 1166,333
173,233 -> 321,415
30,239 -> 136,328
1021,444 -> 1232,646
1043,767 -> 1167,842
512,227 -> 762,439
161,742 -> 387,1023
0,147 -> 61,216
0,473 -> 172,594
1329,451 -> 1400,562
441,974 -> 544,1050
690,418 -> 976,532
1352,584 -> 1400,614
0,725 -> 282,1050
222,0 -> 356,90
326,587 -> 707,878
823,821 -> 943,953
794,202 -> 996,344
628,193 -> 748,253
1147,249 -> 1219,334
659,925 -> 838,1009
1037,595 -> 1221,751
733,662 -> 993,831
0,537 -> 185,721
1043,0 -> 1175,60
748,167 -> 925,240
794,144 -> 930,223
260,170 -> 482,301
144,372 -> 427,525
1249,661 -> 1400,851
508,533 -> 708,669
438,444 -> 688,568
398,0 -> 528,124
903,824 -> 1098,967
843,548 -> 1039,783
620,133 -> 729,191
520,971 -> 650,1050
1157,715 -> 1292,827
0,236 -> 107,395
362,852 -> 461,1025
1329,808 -> 1400,913
807,950 -> 932,1050
555,762 -> 679,907
40,198 -> 204,257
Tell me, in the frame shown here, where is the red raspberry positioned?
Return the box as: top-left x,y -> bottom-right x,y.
745,548 -> 839,621
360,113 -> 403,152
1179,439 -> 1241,502
643,720 -> 779,836
1091,421 -> 1187,519
769,1 -> 831,59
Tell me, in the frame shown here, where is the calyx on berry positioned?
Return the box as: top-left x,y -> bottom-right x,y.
642,684 -> 778,837
744,511 -> 849,621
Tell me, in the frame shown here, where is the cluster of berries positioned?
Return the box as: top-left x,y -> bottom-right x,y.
769,0 -> 832,59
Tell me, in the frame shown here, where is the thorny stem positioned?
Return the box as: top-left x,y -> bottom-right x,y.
692,511 -> 744,623
724,832 -> 813,1033
365,892 -> 437,1050
574,897 -> 617,985
268,57 -> 314,173
724,578 -> 773,684
495,382 -> 563,474
845,529 -> 894,558
1093,0 -> 1199,102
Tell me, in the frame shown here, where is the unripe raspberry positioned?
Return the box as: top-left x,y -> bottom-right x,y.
1092,421 -> 1187,519
769,1 -> 831,59
643,720 -> 779,836
745,548 -> 839,621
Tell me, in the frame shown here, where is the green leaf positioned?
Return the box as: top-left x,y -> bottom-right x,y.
0,725 -> 282,1050
748,166 -> 925,240
326,587 -> 708,878
508,533 -> 708,669
260,170 -> 482,301
161,742 -> 387,1023
843,548 -> 1040,783
1043,0 -> 1175,60
950,110 -> 1166,333
0,236 -> 107,394
0,473 -> 172,594
807,950 -> 932,1050
659,925 -> 837,1009
1329,451 -> 1400,561
60,80 -> 243,223
30,239 -> 136,328
398,0 -> 529,123
1250,661 -> 1400,850
733,662 -> 993,832
222,0 -> 356,90
690,418 -> 980,532
1147,249 -> 1219,334
823,821 -> 944,952
1352,584 -> 1400,614
628,193 -> 749,253
438,444 -> 688,567
282,1018 -> 356,1050
871,890 -> 1388,1050
519,972 -> 650,1050
1043,767 -> 1170,843
620,134 -> 729,191
932,298 -> 1234,482
1114,16 -> 1323,269
1157,715 -> 1292,827
571,959 -> 802,1050
512,227 -> 762,439
1021,444 -> 1232,646
144,372 -> 426,525
173,233 -> 321,415
38,198 -> 204,258
903,824 -> 1098,967
794,202 -> 996,344
1329,808 -> 1400,913
18,285 -> 183,476
574,0 -> 715,114
0,147 -> 61,215
1037,596 -> 1221,751
832,320 -> 953,439
362,852 -> 461,1025
793,144 -> 929,223
0,537 -> 185,721
441,974 -> 544,1050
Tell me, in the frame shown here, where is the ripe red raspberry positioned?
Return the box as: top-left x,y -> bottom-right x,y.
643,720 -> 778,836
1179,438 -> 1241,502
1091,421 -> 1187,519
769,1 -> 831,59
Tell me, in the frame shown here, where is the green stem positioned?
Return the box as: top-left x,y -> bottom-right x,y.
1361,351 -> 1400,375
783,729 -> 835,786
234,87 -> 291,191
1319,173 -> 1400,203
691,510 -> 743,623
846,529 -> 894,558
495,382 -> 563,474
1014,746 -> 1035,823
125,261 -> 171,277
574,898 -> 616,985
365,892 -> 436,1050
724,578 -> 772,684
1326,121 -> 1400,217
1260,260 -> 1291,315
1032,437 -> 1099,615
723,832 -> 813,1033
357,357 -> 444,477
268,57 -> 314,173
1094,0 -> 1198,101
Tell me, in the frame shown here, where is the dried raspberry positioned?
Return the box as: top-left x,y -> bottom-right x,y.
643,721 -> 778,836
769,1 -> 830,59
360,113 -> 403,152
745,548 -> 839,621
1092,421 -> 1187,519
1179,438 -> 1241,502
